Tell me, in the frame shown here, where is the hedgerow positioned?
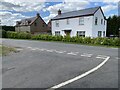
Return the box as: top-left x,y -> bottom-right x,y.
3,31 -> 120,47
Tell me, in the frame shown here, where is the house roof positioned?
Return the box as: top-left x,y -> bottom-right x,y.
52,7 -> 102,20
16,17 -> 37,26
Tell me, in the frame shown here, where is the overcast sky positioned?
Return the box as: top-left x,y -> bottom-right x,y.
0,0 -> 119,26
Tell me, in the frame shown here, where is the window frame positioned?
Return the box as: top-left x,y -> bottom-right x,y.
95,17 -> 98,25
55,31 -> 60,36
104,20 -> 105,25
79,17 -> 84,25
66,19 -> 69,25
101,19 -> 103,25
55,20 -> 59,27
98,31 -> 102,37
77,31 -> 85,37
103,31 -> 105,37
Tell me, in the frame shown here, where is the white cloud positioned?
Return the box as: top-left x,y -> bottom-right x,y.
102,4 -> 118,13
0,0 -> 46,26
0,0 -> 45,12
43,14 -> 56,23
0,11 -> 30,26
43,1 -> 90,23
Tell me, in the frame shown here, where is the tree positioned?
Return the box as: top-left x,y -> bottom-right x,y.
106,15 -> 119,37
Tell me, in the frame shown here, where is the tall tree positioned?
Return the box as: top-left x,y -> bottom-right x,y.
106,15 -> 119,37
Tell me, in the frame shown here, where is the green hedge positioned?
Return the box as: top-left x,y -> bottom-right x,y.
6,31 -> 31,39
3,31 -> 120,47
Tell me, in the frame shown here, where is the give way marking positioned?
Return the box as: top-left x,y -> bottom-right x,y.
47,56 -> 110,90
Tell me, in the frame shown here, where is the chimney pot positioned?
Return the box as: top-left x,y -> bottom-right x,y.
37,13 -> 40,17
58,9 -> 61,15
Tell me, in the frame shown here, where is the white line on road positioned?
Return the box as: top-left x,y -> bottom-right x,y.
47,56 -> 110,90
81,53 -> 93,57
27,47 -> 32,49
67,52 -> 79,56
38,48 -> 47,51
46,50 -> 54,52
31,48 -> 37,50
115,57 -> 120,60
55,50 -> 66,54
96,55 -> 109,59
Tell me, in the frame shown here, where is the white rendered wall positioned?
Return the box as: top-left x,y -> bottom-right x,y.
92,8 -> 107,38
52,16 -> 93,37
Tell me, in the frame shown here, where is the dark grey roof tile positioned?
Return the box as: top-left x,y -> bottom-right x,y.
52,7 -> 100,20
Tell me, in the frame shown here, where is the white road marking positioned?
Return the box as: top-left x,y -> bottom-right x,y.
27,47 -> 32,49
81,53 -> 93,57
96,55 -> 109,59
46,50 -> 54,52
47,56 -> 110,90
38,48 -> 46,51
31,48 -> 37,50
27,47 -> 38,50
115,57 -> 120,60
55,50 -> 66,54
67,52 -> 79,56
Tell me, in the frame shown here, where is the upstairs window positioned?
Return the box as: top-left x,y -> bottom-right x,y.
101,19 -> 103,25
77,31 -> 85,37
79,17 -> 84,25
95,17 -> 98,25
55,20 -> 59,27
55,31 -> 60,36
104,20 -> 105,25
66,19 -> 69,25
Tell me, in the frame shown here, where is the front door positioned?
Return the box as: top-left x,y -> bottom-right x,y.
64,30 -> 71,36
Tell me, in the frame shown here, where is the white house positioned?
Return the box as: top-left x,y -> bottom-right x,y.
51,7 -> 107,38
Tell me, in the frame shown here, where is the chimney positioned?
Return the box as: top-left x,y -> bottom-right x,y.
36,13 -> 40,17
58,9 -> 61,15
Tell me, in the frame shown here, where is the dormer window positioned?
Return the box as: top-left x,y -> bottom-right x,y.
95,17 -> 98,25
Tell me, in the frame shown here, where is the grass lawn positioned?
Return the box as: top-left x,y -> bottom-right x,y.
0,45 -> 16,56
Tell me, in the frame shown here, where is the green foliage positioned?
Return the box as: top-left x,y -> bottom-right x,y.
5,31 -> 120,47
6,31 -> 31,39
107,15 -> 120,37
1,30 -> 7,38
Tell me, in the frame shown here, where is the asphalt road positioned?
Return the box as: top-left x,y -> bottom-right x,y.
1,39 -> 119,89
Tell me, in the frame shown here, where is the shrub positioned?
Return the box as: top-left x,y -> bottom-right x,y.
6,31 -> 31,39
4,31 -> 120,47
83,37 -> 91,44
76,37 -> 83,43
62,36 -> 71,42
93,37 -> 103,45
70,36 -> 77,42
113,37 -> 120,46
101,38 -> 110,45
2,30 -> 6,38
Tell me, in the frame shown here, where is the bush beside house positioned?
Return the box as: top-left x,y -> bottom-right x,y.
2,31 -> 120,47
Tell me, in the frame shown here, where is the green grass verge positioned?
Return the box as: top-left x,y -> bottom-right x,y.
0,45 -> 16,56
